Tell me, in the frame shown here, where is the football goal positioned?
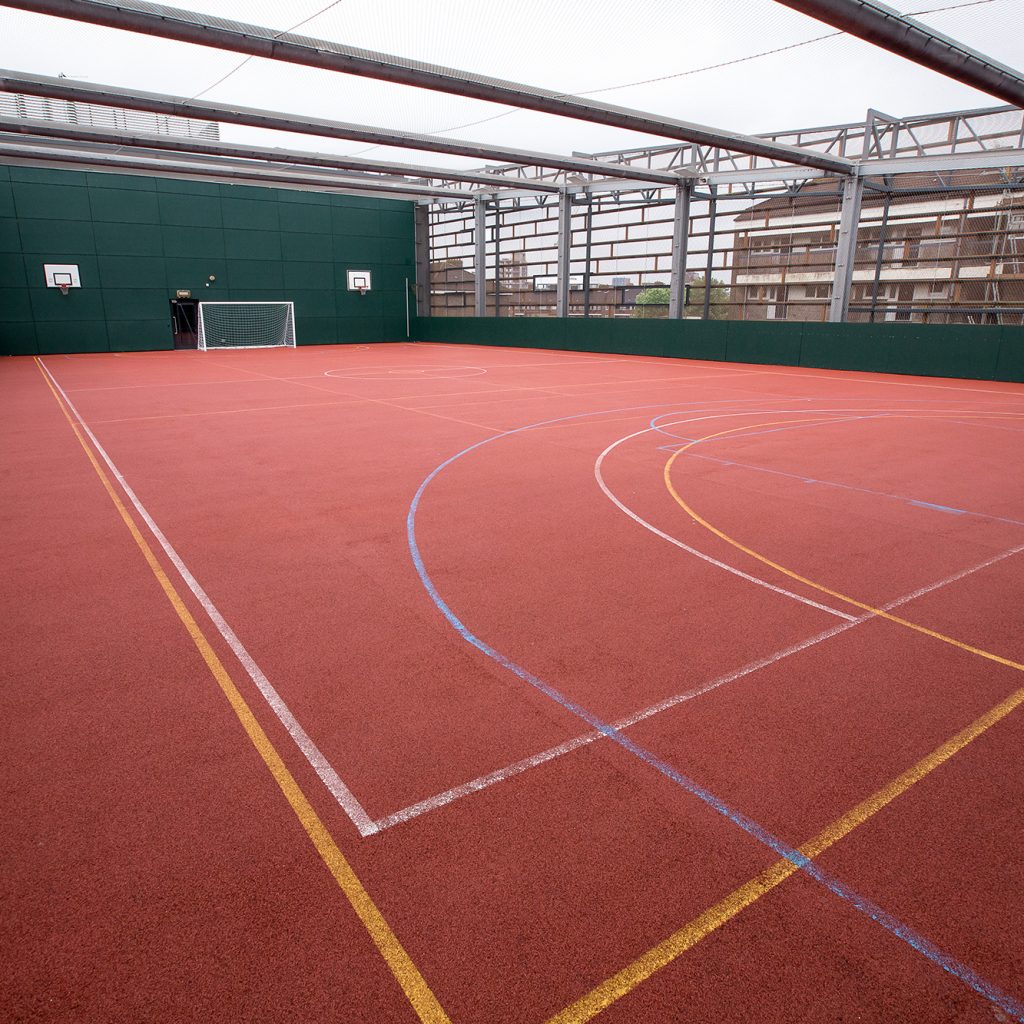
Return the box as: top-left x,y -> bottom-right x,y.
197,301 -> 296,350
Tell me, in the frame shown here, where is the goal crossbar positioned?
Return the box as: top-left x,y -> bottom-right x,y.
197,301 -> 296,350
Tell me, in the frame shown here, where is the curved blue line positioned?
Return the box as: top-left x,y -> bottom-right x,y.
406,401 -> 1024,1021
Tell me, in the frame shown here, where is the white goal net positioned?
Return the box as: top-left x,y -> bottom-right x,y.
197,301 -> 296,350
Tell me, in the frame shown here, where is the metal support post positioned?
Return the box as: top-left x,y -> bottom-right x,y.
414,203 -> 430,318
474,196 -> 487,317
703,186 -> 718,321
829,173 -> 865,322
493,200 -> 501,318
556,192 -> 572,318
668,182 -> 693,319
868,189 -> 891,322
582,194 -> 593,318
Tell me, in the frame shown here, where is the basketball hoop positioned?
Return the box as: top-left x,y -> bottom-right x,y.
358,286 -> 368,297
59,284 -> 70,296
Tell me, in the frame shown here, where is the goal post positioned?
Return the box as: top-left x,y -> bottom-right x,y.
197,301 -> 296,350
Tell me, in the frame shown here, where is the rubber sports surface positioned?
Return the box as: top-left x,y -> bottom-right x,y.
4,341 -> 1023,1023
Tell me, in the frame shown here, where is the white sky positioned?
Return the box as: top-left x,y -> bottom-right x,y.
0,0 -> 1021,171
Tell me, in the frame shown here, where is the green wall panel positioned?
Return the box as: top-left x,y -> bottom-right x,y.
726,322 -> 803,367
0,286 -> 33,321
224,228 -> 281,260
98,256 -> 167,289
1,321 -> 37,355
158,193 -> 223,227
296,315 -> 338,343
290,289 -> 336,316
227,259 -> 284,289
103,289 -> 169,320
281,232 -> 333,263
221,197 -> 280,231
279,203 -> 333,234
155,178 -> 221,196
18,218 -> 95,254
28,287 -> 105,322
105,320 -> 173,351
85,172 -> 154,191
12,182 -> 91,221
333,235 -> 382,262
1,164 -> 414,355
88,188 -> 160,224
284,260 -> 334,290
12,167 -> 87,185
408,315 -> 1024,386
995,331 -> 1024,382
161,225 -> 226,258
0,252 -> 28,286
0,217 -> 21,252
0,181 -> 15,218
884,324 -> 1002,380
34,320 -> 108,353
92,221 -> 165,256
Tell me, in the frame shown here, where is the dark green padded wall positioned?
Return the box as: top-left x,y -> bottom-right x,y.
412,316 -> 1024,383
0,164 -> 415,355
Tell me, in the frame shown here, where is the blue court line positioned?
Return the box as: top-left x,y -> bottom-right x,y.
910,500 -> 967,516
650,416 -> 1024,530
651,411 -> 881,446
406,402 -> 1024,1021
675,451 -> 1024,529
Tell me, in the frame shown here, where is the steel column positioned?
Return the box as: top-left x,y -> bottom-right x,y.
582,194 -> 593,319
868,190 -> 891,323
474,197 -> 487,317
556,193 -> 572,319
668,182 -> 693,320
703,186 -> 718,321
829,173 -> 865,322
414,203 -> 430,318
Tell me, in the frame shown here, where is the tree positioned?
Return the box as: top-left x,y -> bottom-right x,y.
684,275 -> 731,320
632,286 -> 670,319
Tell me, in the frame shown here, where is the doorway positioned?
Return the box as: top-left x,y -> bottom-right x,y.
170,299 -> 199,349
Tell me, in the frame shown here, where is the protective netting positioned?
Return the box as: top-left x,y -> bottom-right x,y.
848,171 -> 1024,325
0,91 -> 220,139
197,301 -> 296,348
428,103 -> 1024,325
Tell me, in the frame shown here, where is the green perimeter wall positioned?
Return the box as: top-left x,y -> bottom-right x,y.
412,315 -> 1024,383
0,163 -> 414,356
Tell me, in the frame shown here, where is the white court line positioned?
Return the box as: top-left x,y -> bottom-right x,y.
597,415 -> 860,621
373,539 -> 1024,831
42,366 -> 1024,840
39,360 -> 380,838
597,405 -> 1024,615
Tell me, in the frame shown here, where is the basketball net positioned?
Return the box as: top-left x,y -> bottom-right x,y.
59,284 -> 69,296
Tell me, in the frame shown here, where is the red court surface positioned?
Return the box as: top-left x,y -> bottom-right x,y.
3,341 -> 1023,1023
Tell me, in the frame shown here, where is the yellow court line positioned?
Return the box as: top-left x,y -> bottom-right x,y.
545,412 -> 1024,1023
664,415 -> 1024,673
34,358 -> 451,1024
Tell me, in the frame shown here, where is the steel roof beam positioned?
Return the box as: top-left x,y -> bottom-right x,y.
774,0 -> 1024,108
0,0 -> 854,174
0,114 -> 563,192
0,135 -> 474,198
0,69 -> 683,186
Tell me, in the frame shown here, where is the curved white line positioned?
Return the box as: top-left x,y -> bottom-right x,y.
596,403 -> 1024,621
596,423 -> 858,621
